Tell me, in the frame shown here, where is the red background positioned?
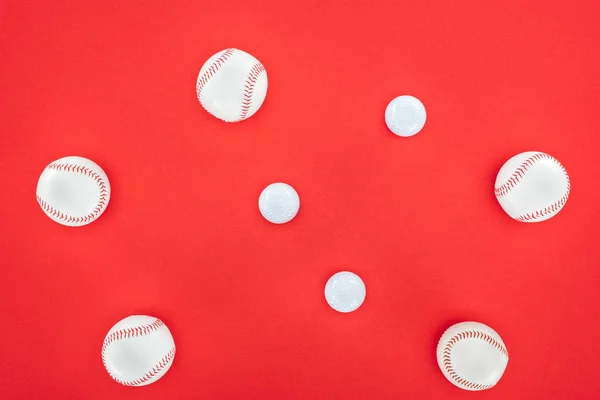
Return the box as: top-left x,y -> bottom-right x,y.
1,0 -> 600,398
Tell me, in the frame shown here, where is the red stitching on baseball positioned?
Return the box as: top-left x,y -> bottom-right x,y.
102,319 -> 164,355
495,152 -> 558,197
515,176 -> 571,221
102,319 -> 169,385
235,62 -> 266,121
37,162 -> 109,224
196,48 -> 236,97
442,330 -> 508,390
112,347 -> 176,387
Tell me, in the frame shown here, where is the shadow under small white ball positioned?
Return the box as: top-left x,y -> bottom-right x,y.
36,156 -> 110,226
494,151 -> 570,222
258,183 -> 300,224
324,271 -> 366,313
436,321 -> 508,391
196,48 -> 268,122
102,315 -> 176,387
385,95 -> 426,137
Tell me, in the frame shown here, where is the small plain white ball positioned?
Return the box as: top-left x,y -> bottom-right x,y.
258,183 -> 300,224
385,95 -> 427,137
324,271 -> 366,313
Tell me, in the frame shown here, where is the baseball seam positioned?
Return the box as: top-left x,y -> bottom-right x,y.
102,319 -> 164,353
37,162 -> 108,224
235,62 -> 266,121
494,152 -> 570,221
515,178 -> 570,221
494,153 -> 564,197
113,347 -> 176,387
442,330 -> 508,390
102,319 -> 174,386
196,48 -> 236,99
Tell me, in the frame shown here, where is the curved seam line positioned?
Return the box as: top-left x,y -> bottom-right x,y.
37,162 -> 108,223
442,330 -> 508,390
234,62 -> 266,121
109,347 -> 176,386
495,152 -> 559,197
196,48 -> 236,98
514,177 -> 571,221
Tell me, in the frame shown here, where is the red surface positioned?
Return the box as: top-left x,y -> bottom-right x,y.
1,1 -> 600,398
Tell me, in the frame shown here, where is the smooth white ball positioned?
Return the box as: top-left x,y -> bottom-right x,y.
196,48 -> 268,122
258,183 -> 300,224
385,95 -> 427,137
324,271 -> 366,313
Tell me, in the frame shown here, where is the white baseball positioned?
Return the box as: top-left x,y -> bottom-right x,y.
436,321 -> 509,391
102,315 -> 176,387
36,156 -> 110,227
494,151 -> 570,222
196,48 -> 268,122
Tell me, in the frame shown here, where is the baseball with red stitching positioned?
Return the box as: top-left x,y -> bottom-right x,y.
196,48 -> 268,122
102,315 -> 176,387
36,156 -> 111,227
436,321 -> 509,391
494,151 -> 570,222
